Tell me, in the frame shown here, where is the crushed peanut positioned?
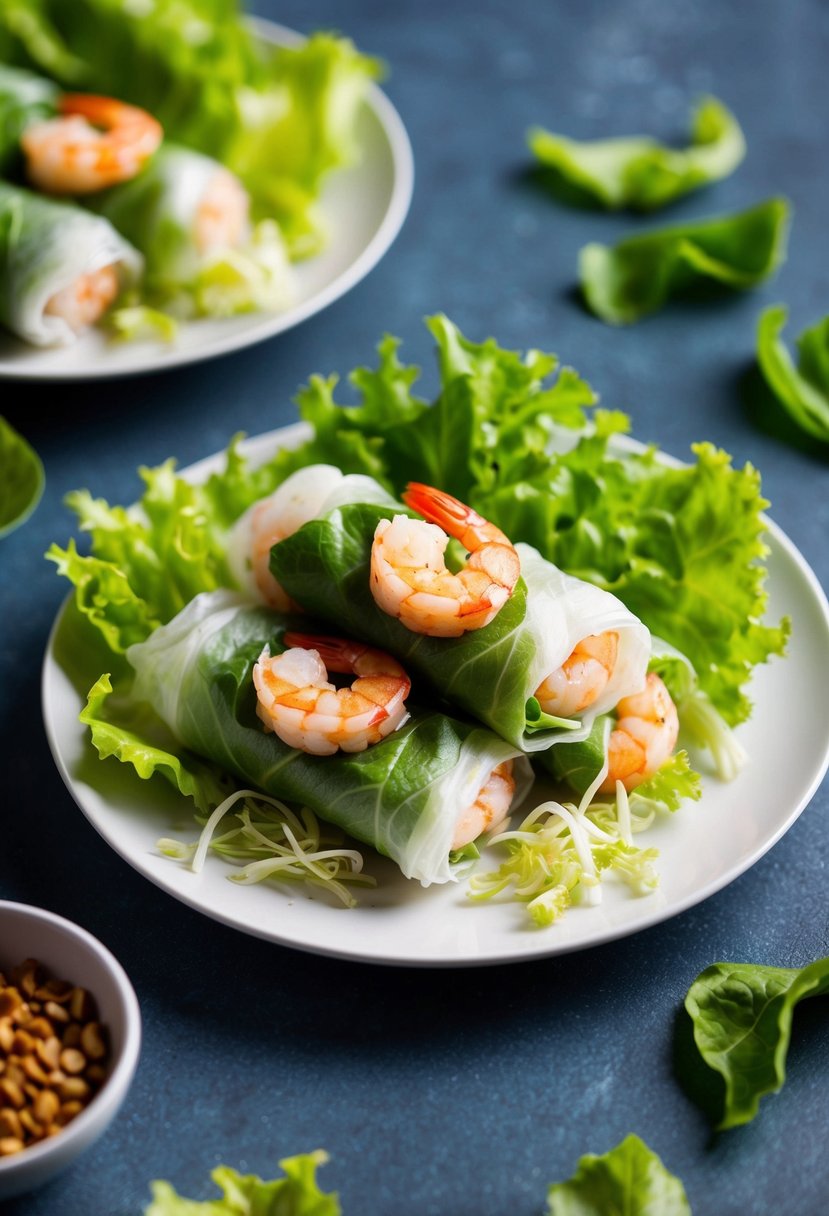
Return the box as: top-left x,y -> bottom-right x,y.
0,960 -> 110,1156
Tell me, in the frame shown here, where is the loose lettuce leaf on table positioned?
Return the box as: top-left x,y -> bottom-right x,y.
580,197 -> 790,325
145,1149 -> 340,1216
685,956 -> 829,1129
0,415 -> 44,537
529,96 -> 745,211
756,304 -> 829,442
547,1134 -> 691,1215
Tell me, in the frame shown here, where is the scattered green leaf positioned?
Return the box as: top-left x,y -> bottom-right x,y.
685,956 -> 829,1129
756,304 -> 829,442
547,1133 -> 691,1215
529,95 -> 745,211
0,415 -> 44,537
580,198 -> 790,325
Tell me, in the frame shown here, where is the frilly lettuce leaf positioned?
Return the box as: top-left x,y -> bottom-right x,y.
684,956 -> 829,1130
81,674 -> 225,814
529,95 -> 745,211
756,304 -> 829,442
145,1150 -> 339,1216
49,318 -> 785,728
547,1134 -> 691,1215
580,197 -> 790,325
0,1 -> 380,256
0,415 -> 44,538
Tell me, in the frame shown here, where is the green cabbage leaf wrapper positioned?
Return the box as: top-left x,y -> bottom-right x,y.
123,590 -> 530,886
145,1149 -> 340,1216
685,956 -> 829,1129
580,197 -> 790,325
756,304 -> 829,442
0,415 -> 44,537
0,0 -> 380,257
529,95 -> 745,211
547,1134 -> 691,1215
269,499 -> 650,752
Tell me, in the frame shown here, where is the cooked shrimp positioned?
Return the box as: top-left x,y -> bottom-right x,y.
370,483 -> 521,637
194,167 -> 249,254
22,94 -> 162,194
253,633 -> 411,756
535,631 -> 619,719
44,265 -> 120,332
228,465 -> 346,610
599,672 -> 679,793
452,761 -> 516,850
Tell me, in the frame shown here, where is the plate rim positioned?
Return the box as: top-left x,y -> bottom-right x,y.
0,18 -> 414,382
41,426 -> 829,967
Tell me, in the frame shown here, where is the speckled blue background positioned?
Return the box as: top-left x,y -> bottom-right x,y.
1,1 -> 828,1213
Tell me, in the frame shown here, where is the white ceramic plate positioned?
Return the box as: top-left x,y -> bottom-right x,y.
0,21 -> 413,381
42,426 -> 829,967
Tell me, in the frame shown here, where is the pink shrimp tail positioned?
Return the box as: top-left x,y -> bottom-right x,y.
402,483 -> 512,549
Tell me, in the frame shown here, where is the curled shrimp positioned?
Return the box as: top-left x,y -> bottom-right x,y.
253,633 -> 411,756
44,265 -> 121,333
535,631 -> 620,719
453,760 -> 516,850
600,672 -> 679,793
228,465 -> 347,611
370,483 -> 521,637
22,94 -> 162,194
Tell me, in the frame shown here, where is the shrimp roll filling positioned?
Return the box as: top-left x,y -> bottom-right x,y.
127,592 -> 531,885
45,264 -> 120,332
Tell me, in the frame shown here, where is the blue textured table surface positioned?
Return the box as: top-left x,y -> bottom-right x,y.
2,1 -> 828,1213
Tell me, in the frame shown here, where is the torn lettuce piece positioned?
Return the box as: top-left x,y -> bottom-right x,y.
547,1134 -> 691,1216
0,415 -> 44,537
684,956 -> 829,1130
145,1149 -> 340,1216
580,197 -> 790,325
529,95 -> 745,211
756,304 -> 829,442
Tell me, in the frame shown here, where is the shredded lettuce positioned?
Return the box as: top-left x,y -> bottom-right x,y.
466,768 -> 693,927
529,95 -> 745,211
145,1150 -> 339,1216
158,788 -> 375,908
756,304 -> 829,442
109,305 -> 179,345
580,198 -> 790,325
547,1134 -> 691,1215
684,956 -> 829,1130
0,415 -> 44,537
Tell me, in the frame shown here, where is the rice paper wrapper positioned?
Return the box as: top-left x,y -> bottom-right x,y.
127,590 -> 532,886
0,182 -> 142,347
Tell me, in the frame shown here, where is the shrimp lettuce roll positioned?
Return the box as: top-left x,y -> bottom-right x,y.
266,491 -> 651,754
126,591 -> 532,886
0,181 -> 142,346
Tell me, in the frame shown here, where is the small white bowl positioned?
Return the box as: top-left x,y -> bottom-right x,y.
0,901 -> 141,1200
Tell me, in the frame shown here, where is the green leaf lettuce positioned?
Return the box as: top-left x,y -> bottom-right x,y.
756,303 -> 829,442
580,197 -> 790,325
145,1149 -> 340,1215
685,956 -> 829,1129
529,95 -> 745,211
0,415 -> 44,537
547,1133 -> 691,1215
